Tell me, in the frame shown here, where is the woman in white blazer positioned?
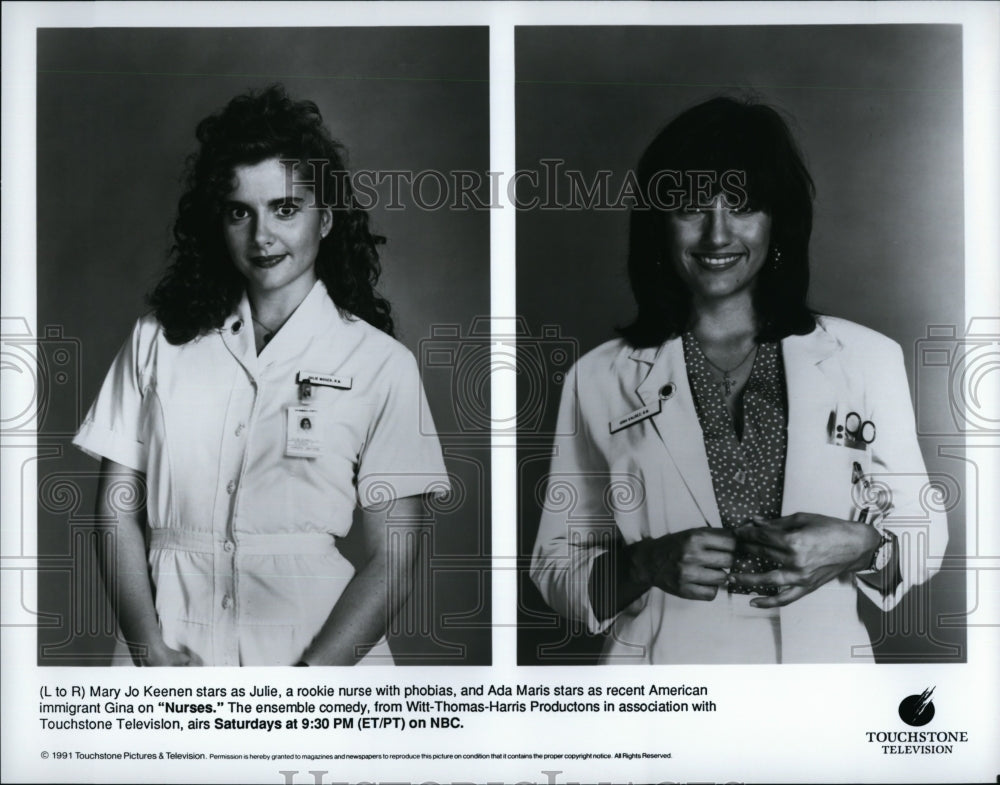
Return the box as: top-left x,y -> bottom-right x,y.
530,97 -> 947,664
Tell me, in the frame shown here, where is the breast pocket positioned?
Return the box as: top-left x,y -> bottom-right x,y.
289,398 -> 375,510
794,443 -> 872,522
318,398 -> 374,468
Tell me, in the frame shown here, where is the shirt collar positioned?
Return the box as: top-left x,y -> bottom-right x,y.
282,277 -> 339,331
220,279 -> 344,371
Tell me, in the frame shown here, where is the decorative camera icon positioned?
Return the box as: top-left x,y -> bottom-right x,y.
914,318 -> 1000,435
419,317 -> 578,438
1,318 -> 83,437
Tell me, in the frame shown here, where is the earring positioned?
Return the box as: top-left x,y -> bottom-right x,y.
770,246 -> 782,268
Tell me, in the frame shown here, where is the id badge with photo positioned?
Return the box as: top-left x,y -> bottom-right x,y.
285,406 -> 322,458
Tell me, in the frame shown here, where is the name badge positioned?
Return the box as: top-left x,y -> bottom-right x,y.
609,400 -> 662,434
285,406 -> 322,458
296,371 -> 353,390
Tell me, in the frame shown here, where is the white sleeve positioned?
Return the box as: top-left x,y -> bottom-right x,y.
356,349 -> 451,507
530,362 -> 624,634
72,318 -> 152,472
856,339 -> 949,611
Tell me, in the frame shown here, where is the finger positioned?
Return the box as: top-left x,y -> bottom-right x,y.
677,564 -> 731,588
679,583 -> 720,601
689,547 -> 735,569
727,569 -> 795,588
736,541 -> 788,564
761,513 -> 815,531
730,571 -> 795,589
732,525 -> 792,553
697,529 -> 738,552
749,584 -> 811,608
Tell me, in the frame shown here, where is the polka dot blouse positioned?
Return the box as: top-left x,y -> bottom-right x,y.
682,332 -> 788,595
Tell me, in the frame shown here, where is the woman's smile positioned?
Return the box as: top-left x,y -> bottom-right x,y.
249,252 -> 289,269
691,251 -> 746,272
667,195 -> 771,302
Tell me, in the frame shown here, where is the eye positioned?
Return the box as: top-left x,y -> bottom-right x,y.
725,196 -> 765,215
678,201 -> 707,217
226,205 -> 250,222
275,202 -> 300,218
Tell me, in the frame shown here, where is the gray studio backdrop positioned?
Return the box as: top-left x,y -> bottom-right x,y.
35,27 -> 490,665
515,25 -> 967,664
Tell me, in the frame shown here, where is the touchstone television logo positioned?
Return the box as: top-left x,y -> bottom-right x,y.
864,686 -> 970,756
898,687 -> 935,727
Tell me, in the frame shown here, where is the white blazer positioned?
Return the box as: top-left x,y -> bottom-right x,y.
531,316 -> 947,663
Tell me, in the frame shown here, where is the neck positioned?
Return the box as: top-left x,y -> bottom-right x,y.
248,281 -> 314,330
689,293 -> 757,346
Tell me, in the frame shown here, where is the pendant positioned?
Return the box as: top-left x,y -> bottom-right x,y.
722,373 -> 735,397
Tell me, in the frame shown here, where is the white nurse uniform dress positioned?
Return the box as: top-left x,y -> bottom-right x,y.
74,280 -> 450,665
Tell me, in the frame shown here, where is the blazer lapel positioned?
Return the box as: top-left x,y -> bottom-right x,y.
780,323 -> 844,515
632,339 -> 721,527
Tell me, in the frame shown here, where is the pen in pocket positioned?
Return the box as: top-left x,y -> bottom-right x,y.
852,461 -> 871,522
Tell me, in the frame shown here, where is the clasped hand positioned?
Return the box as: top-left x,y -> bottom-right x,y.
634,527 -> 737,601
636,514 -> 879,607
728,513 -> 881,607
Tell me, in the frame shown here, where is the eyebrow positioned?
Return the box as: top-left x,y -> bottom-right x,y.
224,196 -> 307,209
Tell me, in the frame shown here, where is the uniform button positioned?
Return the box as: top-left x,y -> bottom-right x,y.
223,540 -> 234,553
226,480 -> 237,494
235,423 -> 245,436
221,594 -> 232,609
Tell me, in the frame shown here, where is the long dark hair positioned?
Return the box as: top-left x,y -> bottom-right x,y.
150,84 -> 393,344
619,96 -> 816,347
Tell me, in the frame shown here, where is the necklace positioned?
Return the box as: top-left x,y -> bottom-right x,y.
252,314 -> 284,346
695,338 -> 758,397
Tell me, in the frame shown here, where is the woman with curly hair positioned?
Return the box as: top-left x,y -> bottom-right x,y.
74,85 -> 449,666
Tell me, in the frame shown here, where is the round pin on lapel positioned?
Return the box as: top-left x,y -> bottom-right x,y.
659,383 -> 675,400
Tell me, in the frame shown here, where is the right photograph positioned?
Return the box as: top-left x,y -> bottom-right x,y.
516,25 -> 967,664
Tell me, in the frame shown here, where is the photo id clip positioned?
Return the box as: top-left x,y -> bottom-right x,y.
285,406 -> 322,458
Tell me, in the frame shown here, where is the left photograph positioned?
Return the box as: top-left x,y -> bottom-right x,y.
33,27 -> 491,665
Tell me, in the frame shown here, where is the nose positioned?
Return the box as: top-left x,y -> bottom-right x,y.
252,214 -> 275,248
702,202 -> 732,248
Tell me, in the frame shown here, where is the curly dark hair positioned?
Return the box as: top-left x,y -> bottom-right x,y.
619,96 -> 816,347
150,84 -> 393,343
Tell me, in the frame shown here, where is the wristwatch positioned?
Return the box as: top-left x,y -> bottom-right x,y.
858,528 -> 896,574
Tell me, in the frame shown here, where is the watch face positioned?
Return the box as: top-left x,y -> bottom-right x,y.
871,532 -> 894,572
